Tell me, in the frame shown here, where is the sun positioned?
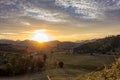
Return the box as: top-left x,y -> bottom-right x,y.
29,30 -> 52,43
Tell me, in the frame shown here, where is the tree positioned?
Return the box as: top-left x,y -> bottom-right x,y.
43,54 -> 47,63
58,61 -> 64,68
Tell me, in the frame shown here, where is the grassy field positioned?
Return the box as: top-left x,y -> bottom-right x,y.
0,52 -> 116,80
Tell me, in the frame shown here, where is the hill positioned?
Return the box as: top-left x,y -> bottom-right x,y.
0,40 -> 80,54
73,35 -> 120,55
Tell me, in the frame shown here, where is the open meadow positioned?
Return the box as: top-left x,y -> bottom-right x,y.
0,52 -> 116,80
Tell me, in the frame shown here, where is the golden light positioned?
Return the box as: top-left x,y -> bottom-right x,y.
29,30 -> 52,43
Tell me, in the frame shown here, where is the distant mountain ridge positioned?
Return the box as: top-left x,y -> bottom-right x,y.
0,39 -> 15,44
0,39 -> 81,53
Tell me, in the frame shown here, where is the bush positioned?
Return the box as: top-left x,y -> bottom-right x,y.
0,54 -> 44,76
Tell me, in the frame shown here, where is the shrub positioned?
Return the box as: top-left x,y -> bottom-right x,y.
0,54 -> 44,76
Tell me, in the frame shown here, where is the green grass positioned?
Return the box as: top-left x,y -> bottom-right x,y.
0,52 -> 116,80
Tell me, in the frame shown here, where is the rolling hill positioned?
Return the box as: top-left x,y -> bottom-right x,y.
74,35 -> 120,55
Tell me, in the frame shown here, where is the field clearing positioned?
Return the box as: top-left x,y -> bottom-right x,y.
0,52 -> 116,80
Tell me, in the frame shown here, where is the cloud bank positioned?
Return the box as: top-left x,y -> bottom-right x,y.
0,0 -> 120,41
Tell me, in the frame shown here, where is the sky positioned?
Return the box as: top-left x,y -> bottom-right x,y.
0,0 -> 120,41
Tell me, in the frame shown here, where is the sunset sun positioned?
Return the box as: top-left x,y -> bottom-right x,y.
29,30 -> 52,43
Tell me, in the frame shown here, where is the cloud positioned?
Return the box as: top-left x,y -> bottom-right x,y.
0,0 -> 120,41
24,8 -> 64,22
21,22 -> 31,26
55,34 -> 79,38
0,0 -> 120,23
0,0 -> 67,23
0,35 -> 4,39
22,31 -> 34,34
0,32 -> 16,35
55,0 -> 120,21
55,0 -> 104,20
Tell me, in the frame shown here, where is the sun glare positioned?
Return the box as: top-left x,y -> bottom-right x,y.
29,30 -> 52,43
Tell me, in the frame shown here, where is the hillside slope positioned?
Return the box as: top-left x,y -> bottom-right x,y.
74,35 -> 120,54
74,58 -> 120,80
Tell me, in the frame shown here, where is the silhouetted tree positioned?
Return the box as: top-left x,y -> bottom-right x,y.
58,61 -> 64,68
43,54 -> 47,63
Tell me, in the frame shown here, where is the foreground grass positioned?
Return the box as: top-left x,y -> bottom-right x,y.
0,52 -> 116,80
